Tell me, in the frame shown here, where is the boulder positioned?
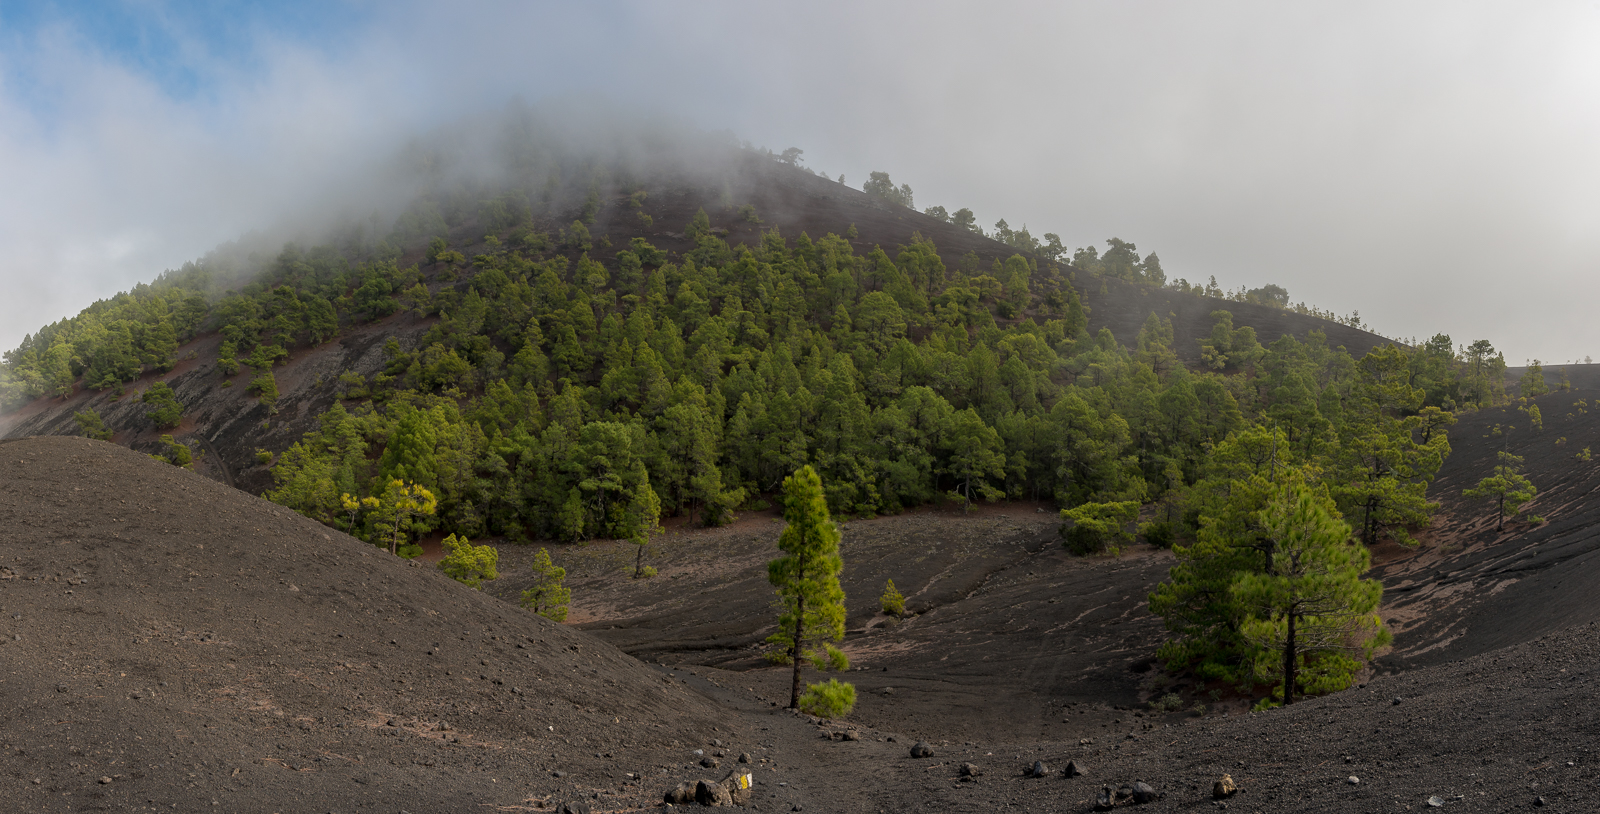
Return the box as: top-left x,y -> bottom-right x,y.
1026,760 -> 1049,778
959,763 -> 981,777
1132,781 -> 1159,804
696,779 -> 733,807
720,770 -> 755,805
1213,774 -> 1237,798
910,741 -> 935,758
664,782 -> 697,805
1063,760 -> 1086,778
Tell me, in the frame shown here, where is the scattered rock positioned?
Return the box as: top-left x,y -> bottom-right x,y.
1115,785 -> 1134,801
738,752 -> 752,764
910,741 -> 934,758
720,769 -> 754,805
1213,774 -> 1236,798
1392,697 -> 1403,705
1427,796 -> 1444,808
1025,760 -> 1048,778
55,684 -> 67,693
1064,760 -> 1086,778
841,730 -> 861,741
959,762 -> 981,777
695,779 -> 733,806
1132,781 -> 1159,804
558,802 -> 591,814
98,776 -> 112,785
1094,785 -> 1115,811
700,756 -> 720,769
1347,776 -> 1361,785
664,782 -> 697,805
1535,796 -> 1547,807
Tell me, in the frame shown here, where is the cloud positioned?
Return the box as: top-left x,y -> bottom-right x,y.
4,1 -> 1600,364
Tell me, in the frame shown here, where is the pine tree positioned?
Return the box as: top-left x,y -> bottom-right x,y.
520,548 -> 571,622
371,479 -> 437,555
438,533 -> 499,588
73,409 -> 113,441
141,382 -> 183,429
1233,483 -> 1389,706
766,465 -> 851,709
1462,450 -> 1536,532
879,579 -> 905,617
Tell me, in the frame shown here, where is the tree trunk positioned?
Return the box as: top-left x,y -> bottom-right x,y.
1496,493 -> 1504,532
1282,610 -> 1297,706
634,543 -> 644,579
789,590 -> 805,709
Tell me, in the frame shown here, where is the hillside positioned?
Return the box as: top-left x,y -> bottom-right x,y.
0,436 -> 739,812
0,148 -> 1394,512
6,435 -> 1600,812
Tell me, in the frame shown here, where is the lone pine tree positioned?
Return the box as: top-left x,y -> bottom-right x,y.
1463,450 -> 1537,532
1233,483 -> 1389,706
766,465 -> 850,709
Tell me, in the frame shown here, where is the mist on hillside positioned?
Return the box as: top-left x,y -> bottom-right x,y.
6,3 -> 1600,362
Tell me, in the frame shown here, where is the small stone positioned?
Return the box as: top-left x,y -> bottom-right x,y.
910,741 -> 934,758
738,752 -> 752,764
1132,781 -> 1158,804
700,756 -> 720,769
1213,774 -> 1236,798
1535,797 -> 1546,807
1427,796 -> 1444,808
98,776 -> 112,784
695,779 -> 733,806
55,684 -> 67,693
959,762 -> 981,777
1094,785 -> 1115,811
1392,697 -> 1403,705
558,802 -> 591,814
841,730 -> 861,742
552,770 -> 565,778
1347,776 -> 1361,785
663,782 -> 696,805
1026,760 -> 1048,778
1064,760 -> 1086,778
693,749 -> 705,756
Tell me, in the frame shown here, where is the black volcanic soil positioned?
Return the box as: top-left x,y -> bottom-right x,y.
8,432 -> 1600,812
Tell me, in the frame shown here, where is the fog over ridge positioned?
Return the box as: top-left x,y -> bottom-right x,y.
4,1 -> 1600,365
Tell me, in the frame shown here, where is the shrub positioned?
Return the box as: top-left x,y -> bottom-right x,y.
1527,515 -> 1546,525
797,679 -> 856,719
520,548 -> 572,621
1061,501 -> 1139,556
255,449 -> 273,466
1148,692 -> 1183,713
1579,448 -> 1592,462
879,579 -> 905,617
1139,520 -> 1175,548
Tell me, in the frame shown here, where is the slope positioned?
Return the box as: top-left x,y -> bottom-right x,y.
0,435 -> 739,812
0,149 -> 1395,504
1371,387 -> 1600,671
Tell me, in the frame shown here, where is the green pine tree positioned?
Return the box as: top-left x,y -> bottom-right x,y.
1462,450 -> 1537,532
519,548 -> 572,622
766,465 -> 851,709
1233,483 -> 1389,706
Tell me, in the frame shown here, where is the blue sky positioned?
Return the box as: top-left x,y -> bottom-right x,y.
0,1 -> 369,108
3,2 -> 1600,365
